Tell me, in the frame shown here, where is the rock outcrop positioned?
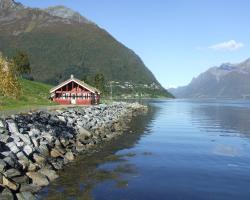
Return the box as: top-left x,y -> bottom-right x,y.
0,102 -> 147,199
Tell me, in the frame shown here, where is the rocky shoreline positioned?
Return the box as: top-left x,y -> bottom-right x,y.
0,102 -> 148,199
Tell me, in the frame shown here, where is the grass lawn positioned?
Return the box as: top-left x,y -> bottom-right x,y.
0,79 -> 57,111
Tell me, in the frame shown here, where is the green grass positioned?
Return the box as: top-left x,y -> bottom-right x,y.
0,79 -> 56,110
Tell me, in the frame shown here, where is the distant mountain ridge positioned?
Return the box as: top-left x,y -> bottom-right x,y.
169,59 -> 250,98
0,0 -> 173,97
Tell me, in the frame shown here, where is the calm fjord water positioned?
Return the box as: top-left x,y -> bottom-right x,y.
39,100 -> 250,200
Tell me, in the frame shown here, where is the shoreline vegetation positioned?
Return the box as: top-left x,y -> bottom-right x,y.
0,102 -> 148,199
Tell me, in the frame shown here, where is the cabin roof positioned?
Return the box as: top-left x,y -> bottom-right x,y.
50,75 -> 101,94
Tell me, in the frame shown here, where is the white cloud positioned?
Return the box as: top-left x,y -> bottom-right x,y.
209,40 -> 244,51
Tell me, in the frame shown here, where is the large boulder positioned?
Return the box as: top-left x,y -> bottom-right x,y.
38,168 -> 59,181
26,172 -> 49,187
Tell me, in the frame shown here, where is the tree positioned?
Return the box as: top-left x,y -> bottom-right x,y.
93,73 -> 106,93
0,53 -> 21,99
13,51 -> 31,77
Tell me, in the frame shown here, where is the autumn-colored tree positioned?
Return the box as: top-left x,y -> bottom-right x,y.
0,53 -> 21,99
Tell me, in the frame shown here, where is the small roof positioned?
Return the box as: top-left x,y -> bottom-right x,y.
50,75 -> 101,94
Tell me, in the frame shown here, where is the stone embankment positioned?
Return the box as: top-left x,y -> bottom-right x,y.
0,102 -> 147,199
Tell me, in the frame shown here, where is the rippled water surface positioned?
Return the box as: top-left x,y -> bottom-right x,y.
38,99 -> 250,200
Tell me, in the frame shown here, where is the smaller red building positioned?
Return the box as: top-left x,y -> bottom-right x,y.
50,75 -> 101,105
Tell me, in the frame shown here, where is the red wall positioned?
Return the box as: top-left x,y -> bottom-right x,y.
52,80 -> 100,105
54,99 -> 71,105
76,99 -> 92,105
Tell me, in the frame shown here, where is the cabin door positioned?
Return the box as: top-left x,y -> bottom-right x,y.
71,94 -> 76,104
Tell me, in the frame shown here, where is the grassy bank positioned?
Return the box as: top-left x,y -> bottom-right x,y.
0,79 -> 56,111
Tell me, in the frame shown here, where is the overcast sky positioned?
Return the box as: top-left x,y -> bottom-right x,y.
19,0 -> 250,88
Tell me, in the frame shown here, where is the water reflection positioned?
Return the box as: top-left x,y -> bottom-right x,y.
191,100 -> 250,137
38,106 -> 157,200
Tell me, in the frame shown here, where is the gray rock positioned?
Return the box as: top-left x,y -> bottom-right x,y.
64,151 -> 74,161
0,134 -> 12,143
16,152 -> 30,170
27,162 -> 37,172
0,127 -> 7,134
41,132 -> 53,143
77,127 -> 92,142
50,158 -> 64,170
10,134 -> 21,143
15,140 -> 24,148
37,144 -> 49,157
6,119 -> 19,134
57,115 -> 66,122
30,137 -> 38,147
11,175 -> 29,184
3,157 -> 15,168
0,159 -> 7,172
50,148 -> 63,158
0,188 -> 14,200
16,151 -> 26,159
28,128 -> 40,137
33,153 -> 45,165
38,168 -> 59,181
26,172 -> 49,187
16,192 -> 36,200
60,138 -> 69,147
23,145 -> 33,156
5,142 -> 19,153
4,168 -> 21,178
19,183 -> 41,193
1,175 -> 19,191
17,134 -> 31,145
0,119 -> 5,128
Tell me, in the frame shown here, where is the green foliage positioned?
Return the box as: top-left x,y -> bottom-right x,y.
82,73 -> 107,94
13,50 -> 31,77
93,73 -> 106,93
0,78 -> 55,110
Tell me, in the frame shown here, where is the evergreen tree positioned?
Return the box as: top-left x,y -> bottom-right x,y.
13,51 -> 31,77
93,73 -> 106,93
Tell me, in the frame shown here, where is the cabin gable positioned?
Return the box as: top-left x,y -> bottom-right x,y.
50,75 -> 100,105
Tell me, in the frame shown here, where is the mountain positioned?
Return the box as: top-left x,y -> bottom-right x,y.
0,0 -> 173,97
169,59 -> 250,99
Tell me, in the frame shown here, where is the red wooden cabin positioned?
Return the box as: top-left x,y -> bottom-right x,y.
50,75 -> 101,105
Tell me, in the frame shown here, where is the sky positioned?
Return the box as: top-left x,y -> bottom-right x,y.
18,0 -> 250,88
